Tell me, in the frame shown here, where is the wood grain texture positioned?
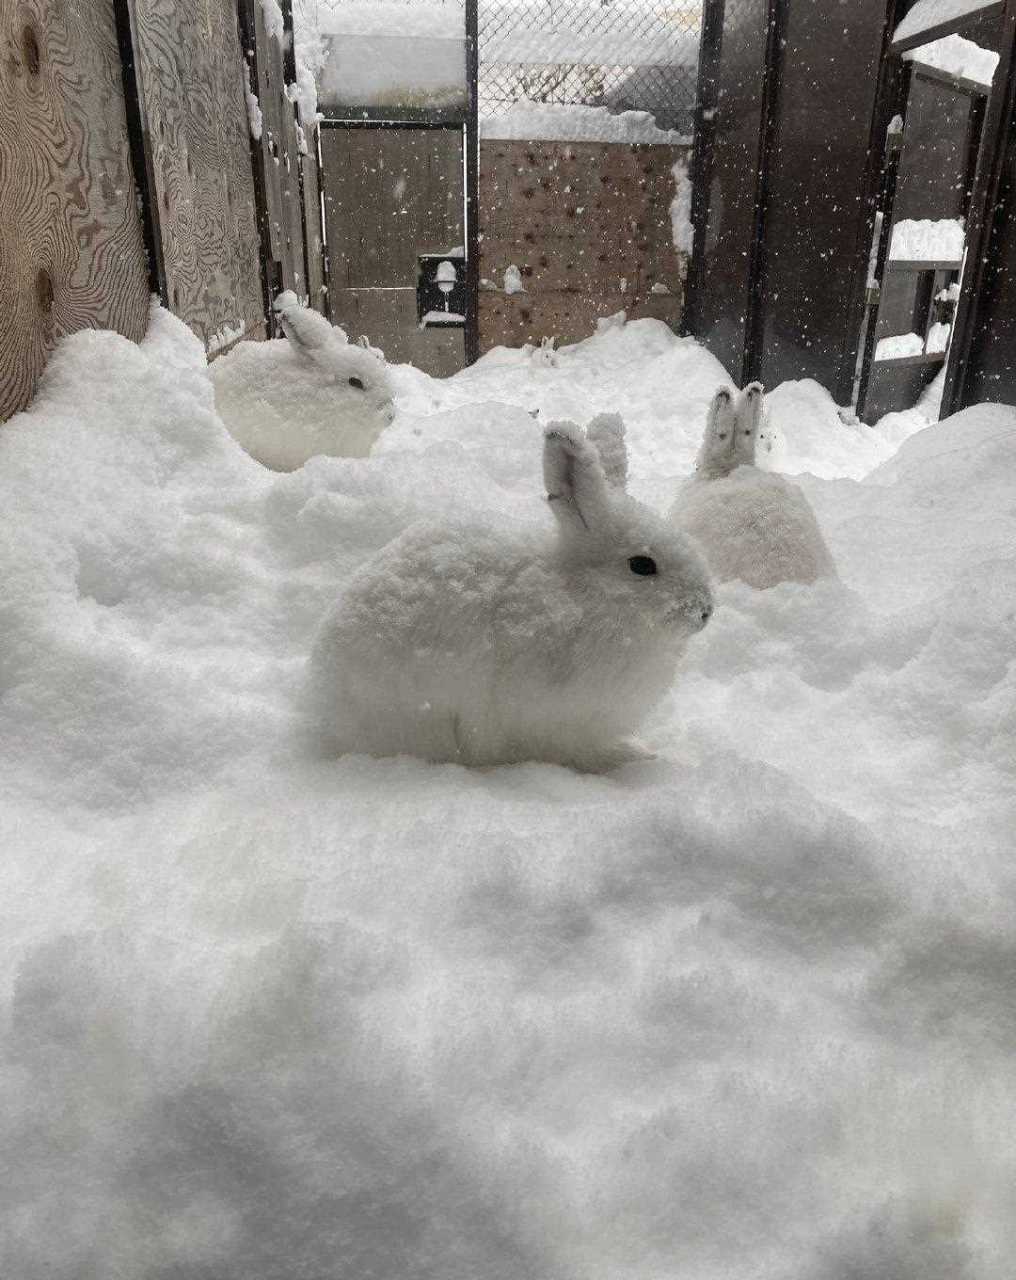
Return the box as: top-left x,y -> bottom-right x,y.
130,0 -> 265,350
0,0 -> 150,421
477,140 -> 688,351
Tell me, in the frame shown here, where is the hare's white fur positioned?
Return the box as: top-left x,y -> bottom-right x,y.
671,384 -> 835,590
211,292 -> 396,471
308,421 -> 714,769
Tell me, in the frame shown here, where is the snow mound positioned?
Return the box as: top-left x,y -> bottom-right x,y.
1,307 -> 1015,1279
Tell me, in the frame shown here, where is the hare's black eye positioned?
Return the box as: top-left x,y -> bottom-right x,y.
348,376 -> 365,391
628,555 -> 657,576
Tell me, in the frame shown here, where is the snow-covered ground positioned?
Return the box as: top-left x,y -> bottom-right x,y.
2,306 -> 1015,1278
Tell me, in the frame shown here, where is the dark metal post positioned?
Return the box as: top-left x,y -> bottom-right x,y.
855,60 -> 912,420
682,0 -> 725,338
835,0 -> 906,405
743,0 -> 788,386
944,0 -> 1016,412
464,0 -> 481,365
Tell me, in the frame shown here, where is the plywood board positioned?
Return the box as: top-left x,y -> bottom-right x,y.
0,0 -> 150,421
130,0 -> 265,350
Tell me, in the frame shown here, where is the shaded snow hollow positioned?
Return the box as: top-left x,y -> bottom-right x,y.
1,305 -> 1015,1279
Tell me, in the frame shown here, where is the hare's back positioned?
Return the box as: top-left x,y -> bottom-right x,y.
674,470 -> 834,588
324,517 -> 542,650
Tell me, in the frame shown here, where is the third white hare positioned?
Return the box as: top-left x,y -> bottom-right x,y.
670,384 -> 836,590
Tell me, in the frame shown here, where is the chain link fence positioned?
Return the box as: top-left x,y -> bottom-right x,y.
294,0 -> 703,134
479,0 -> 703,135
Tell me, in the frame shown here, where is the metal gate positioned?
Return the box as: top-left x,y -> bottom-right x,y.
313,0 -> 479,376
320,120 -> 475,376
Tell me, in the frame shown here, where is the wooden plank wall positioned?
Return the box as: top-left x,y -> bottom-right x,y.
0,0 -> 331,423
0,0 -> 151,421
244,0 -> 307,312
301,123 -> 327,314
478,140 -> 690,351
129,0 -> 265,352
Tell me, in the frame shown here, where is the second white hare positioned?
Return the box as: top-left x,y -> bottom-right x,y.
671,384 -> 836,590
307,420 -> 714,770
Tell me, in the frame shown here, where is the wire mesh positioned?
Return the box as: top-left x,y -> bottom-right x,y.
294,0 -> 703,134
479,0 -> 703,135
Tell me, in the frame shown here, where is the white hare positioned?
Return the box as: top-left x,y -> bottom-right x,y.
307,420 -> 714,769
671,384 -> 836,590
211,292 -> 396,471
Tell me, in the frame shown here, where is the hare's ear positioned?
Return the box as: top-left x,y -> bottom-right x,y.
739,382 -> 765,438
586,413 -> 628,490
696,386 -> 737,473
543,422 -> 611,535
706,386 -> 737,440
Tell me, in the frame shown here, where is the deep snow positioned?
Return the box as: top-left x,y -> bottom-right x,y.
1,305 -> 1015,1279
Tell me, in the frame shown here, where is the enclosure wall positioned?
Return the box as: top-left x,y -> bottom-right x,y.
478,139 -> 690,351
0,0 -> 151,421
0,0 -> 323,422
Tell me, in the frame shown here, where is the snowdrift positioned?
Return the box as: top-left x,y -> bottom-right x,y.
1,306 -> 1014,1279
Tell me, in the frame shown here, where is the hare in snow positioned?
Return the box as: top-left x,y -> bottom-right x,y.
211,291 -> 396,471
670,384 -> 836,590
307,419 -> 714,769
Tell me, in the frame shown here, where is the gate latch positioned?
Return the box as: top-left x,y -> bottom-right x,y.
418,253 -> 466,329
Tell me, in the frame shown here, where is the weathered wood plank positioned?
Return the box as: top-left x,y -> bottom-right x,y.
0,0 -> 150,421
129,0 -> 265,351
300,124 -> 326,313
248,0 -> 306,304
